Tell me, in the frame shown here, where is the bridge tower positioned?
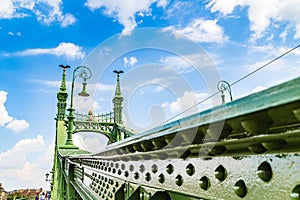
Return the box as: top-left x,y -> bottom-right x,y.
52,65 -> 89,200
56,65 -> 69,120
112,70 -> 124,124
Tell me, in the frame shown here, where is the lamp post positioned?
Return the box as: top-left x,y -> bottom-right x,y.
61,65 -> 92,149
45,172 -> 52,183
217,80 -> 233,104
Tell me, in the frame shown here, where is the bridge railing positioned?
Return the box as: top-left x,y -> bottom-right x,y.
74,111 -> 114,123
56,77 -> 300,200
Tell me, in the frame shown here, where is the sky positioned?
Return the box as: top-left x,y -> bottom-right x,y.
1,0 -> 300,191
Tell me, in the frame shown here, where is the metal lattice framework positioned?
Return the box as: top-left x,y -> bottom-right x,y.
72,112 -> 133,143
51,69 -> 300,199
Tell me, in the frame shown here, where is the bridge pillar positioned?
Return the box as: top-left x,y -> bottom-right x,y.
66,163 -> 78,199
112,70 -> 124,125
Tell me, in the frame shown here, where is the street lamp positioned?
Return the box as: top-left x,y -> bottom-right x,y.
217,80 -> 233,104
45,172 -> 52,183
61,65 -> 92,149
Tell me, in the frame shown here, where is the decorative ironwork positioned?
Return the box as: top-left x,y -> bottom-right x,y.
72,111 -> 133,142
53,73 -> 300,199
217,80 -> 233,104
61,65 -> 92,149
74,112 -> 114,123
56,65 -> 70,120
113,70 -> 124,125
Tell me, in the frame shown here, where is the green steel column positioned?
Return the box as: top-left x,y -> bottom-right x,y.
66,164 -> 77,199
52,65 -> 70,200
56,65 -> 69,120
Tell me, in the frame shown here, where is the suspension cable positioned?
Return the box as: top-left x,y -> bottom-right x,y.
162,43 -> 300,125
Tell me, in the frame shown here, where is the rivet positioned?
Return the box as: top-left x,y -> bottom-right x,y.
257,161 -> 272,182
175,175 -> 183,186
145,172 -> 151,182
124,171 -> 129,177
214,165 -> 227,181
186,163 -> 195,176
134,172 -> 139,179
152,164 -> 158,173
290,185 -> 300,200
158,173 -> 165,184
234,180 -> 247,198
166,164 -> 174,174
199,176 -> 210,190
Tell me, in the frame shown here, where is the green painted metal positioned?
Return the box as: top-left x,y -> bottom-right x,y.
72,111 -> 134,143
51,68 -> 300,199
61,65 -> 92,149
56,65 -> 69,121
52,65 -> 130,199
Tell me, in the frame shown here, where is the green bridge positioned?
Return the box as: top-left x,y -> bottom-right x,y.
51,65 -> 300,199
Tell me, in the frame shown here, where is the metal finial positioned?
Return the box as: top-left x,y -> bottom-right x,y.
113,70 -> 124,75
59,64 -> 70,69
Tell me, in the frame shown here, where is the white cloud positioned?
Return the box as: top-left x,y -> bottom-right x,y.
160,55 -> 192,73
164,18 -> 228,43
207,0 -> 300,40
206,0 -> 242,16
162,91 -> 212,118
10,42 -> 85,60
124,56 -> 138,67
73,132 -> 109,153
7,31 -> 21,36
85,0 -> 169,36
0,135 -> 53,190
0,91 -> 29,133
73,96 -> 100,114
0,91 -> 13,126
250,86 -> 267,94
0,0 -> 15,19
95,83 -> 115,92
160,53 -> 216,74
249,44 -> 300,58
157,0 -> 169,8
6,119 -> 30,133
0,135 -> 45,168
0,0 -> 76,27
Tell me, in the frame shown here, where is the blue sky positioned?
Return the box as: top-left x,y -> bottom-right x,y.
1,0 -> 300,191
